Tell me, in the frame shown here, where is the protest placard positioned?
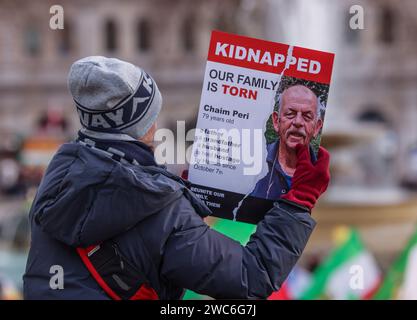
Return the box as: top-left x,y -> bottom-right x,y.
189,30 -> 335,223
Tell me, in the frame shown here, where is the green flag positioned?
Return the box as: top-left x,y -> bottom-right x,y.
300,227 -> 380,300
374,225 -> 417,300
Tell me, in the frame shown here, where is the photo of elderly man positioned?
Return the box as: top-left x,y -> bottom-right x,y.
249,84 -> 324,200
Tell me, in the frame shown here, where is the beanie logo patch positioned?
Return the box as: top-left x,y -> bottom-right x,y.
75,72 -> 156,131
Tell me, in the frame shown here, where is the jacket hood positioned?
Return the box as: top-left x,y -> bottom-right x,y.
30,142 -> 206,247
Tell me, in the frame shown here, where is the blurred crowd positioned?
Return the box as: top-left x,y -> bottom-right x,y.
0,107 -> 71,299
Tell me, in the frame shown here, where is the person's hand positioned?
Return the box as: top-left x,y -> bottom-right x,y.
180,169 -> 189,180
281,144 -> 330,211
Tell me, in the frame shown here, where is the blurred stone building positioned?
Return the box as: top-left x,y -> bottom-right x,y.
0,0 -> 265,136
266,0 -> 417,187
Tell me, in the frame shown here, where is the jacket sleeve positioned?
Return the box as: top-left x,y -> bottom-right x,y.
160,198 -> 316,299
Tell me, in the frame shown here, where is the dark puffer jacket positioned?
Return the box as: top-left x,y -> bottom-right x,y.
23,132 -> 316,299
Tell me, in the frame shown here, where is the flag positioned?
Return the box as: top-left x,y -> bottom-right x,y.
374,225 -> 417,300
300,227 -> 381,300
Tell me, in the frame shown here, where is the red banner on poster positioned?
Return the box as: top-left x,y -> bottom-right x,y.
208,30 -> 334,84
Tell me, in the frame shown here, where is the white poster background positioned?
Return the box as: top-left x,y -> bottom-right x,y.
189,60 -> 282,196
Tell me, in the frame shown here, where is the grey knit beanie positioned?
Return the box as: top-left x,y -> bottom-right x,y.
68,56 -> 162,139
